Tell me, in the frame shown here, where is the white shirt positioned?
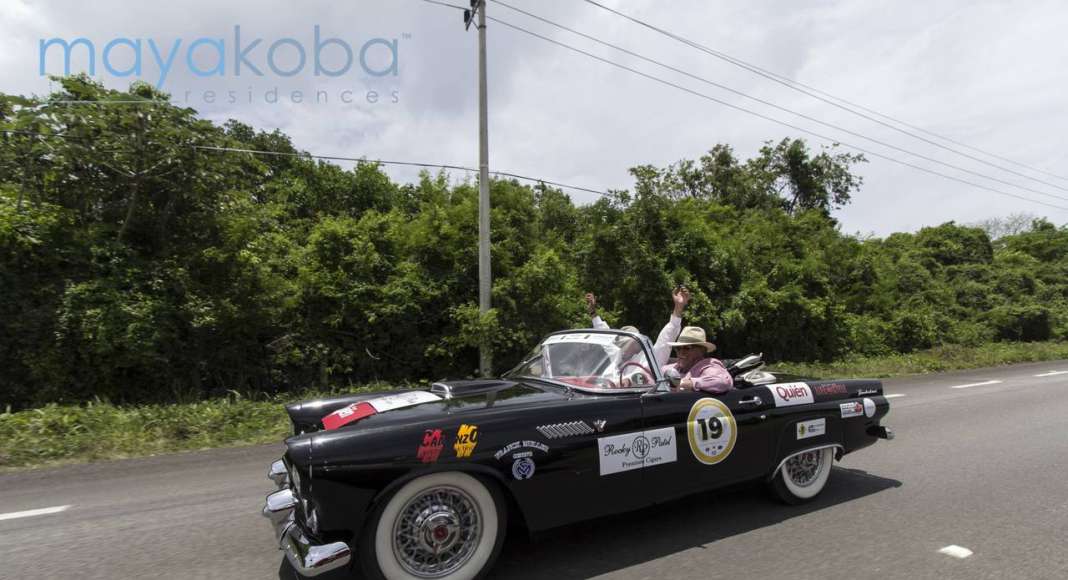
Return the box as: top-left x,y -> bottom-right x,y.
591,314 -> 682,368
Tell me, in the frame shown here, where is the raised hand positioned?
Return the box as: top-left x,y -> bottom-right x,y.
585,292 -> 597,316
672,286 -> 691,316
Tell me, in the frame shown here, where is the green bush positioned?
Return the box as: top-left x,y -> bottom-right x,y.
986,303 -> 1053,342
2,79 -> 1067,411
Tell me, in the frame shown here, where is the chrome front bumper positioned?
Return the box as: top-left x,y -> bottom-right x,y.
263,464 -> 351,577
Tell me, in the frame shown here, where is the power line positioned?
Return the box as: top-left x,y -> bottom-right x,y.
577,0 -> 1068,185
419,0 -> 467,10
495,0 -> 1068,204
194,145 -> 612,197
4,128 -> 613,198
424,0 -> 1068,210
483,17 -> 1068,212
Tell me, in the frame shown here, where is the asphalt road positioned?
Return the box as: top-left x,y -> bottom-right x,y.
2,361 -> 1067,579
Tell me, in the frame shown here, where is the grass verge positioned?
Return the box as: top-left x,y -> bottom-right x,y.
0,384 -> 396,471
770,340 -> 1068,379
4,341 -> 1067,471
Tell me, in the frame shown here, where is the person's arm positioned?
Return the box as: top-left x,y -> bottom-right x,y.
690,359 -> 734,394
586,292 -> 610,329
652,315 -> 681,367
652,287 -> 689,367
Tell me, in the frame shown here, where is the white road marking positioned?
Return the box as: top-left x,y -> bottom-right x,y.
1034,371 -> 1068,377
938,545 -> 974,559
950,380 -> 1002,390
885,394 -> 906,399
0,505 -> 71,522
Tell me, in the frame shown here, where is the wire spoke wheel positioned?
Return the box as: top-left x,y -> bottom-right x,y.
392,486 -> 483,578
784,450 -> 821,487
364,472 -> 505,580
770,447 -> 834,504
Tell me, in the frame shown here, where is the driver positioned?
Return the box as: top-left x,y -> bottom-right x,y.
662,326 -> 733,394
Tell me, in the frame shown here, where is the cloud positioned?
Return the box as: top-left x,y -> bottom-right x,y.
3,0 -> 1067,235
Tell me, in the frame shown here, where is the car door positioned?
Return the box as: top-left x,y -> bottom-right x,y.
640,386 -> 776,502
505,394 -> 650,530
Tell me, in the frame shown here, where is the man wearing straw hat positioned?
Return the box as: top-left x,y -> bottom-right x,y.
662,326 -> 734,394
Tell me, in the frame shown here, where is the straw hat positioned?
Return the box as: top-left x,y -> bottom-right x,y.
668,326 -> 717,353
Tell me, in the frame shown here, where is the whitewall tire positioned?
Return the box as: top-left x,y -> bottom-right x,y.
359,471 -> 507,580
770,447 -> 834,505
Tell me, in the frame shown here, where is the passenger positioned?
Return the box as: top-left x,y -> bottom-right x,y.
584,287 -> 689,368
662,326 -> 734,394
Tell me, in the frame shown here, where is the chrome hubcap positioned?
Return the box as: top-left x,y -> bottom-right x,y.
785,450 -> 822,487
393,486 -> 482,578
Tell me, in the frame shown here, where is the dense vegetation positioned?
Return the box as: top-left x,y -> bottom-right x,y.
3,77 -> 1067,411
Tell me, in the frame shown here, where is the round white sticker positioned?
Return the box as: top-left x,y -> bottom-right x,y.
512,457 -> 535,480
863,397 -> 876,418
687,398 -> 737,465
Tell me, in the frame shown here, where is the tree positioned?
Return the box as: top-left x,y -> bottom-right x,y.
747,138 -> 867,216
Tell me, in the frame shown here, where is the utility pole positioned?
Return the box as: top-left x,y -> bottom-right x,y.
466,0 -> 492,377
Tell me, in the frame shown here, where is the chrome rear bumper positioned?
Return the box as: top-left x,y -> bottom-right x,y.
263,469 -> 351,577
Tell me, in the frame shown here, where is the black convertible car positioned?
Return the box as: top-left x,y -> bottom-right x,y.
262,329 -> 893,579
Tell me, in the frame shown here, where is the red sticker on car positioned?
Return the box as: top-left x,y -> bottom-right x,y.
322,402 -> 377,430
417,429 -> 445,463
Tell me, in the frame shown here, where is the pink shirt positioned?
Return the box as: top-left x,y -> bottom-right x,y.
661,358 -> 734,394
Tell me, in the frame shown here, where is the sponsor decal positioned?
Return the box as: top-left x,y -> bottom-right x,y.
687,398 -> 737,465
453,424 -> 479,458
598,427 -> 677,475
416,429 -> 445,463
367,391 -> 441,413
493,440 -> 550,461
324,391 -> 441,430
769,383 -> 814,407
321,401 -> 377,430
813,383 -> 848,397
840,401 -> 864,419
512,457 -> 536,480
863,398 -> 877,418
857,388 -> 879,396
797,418 -> 826,440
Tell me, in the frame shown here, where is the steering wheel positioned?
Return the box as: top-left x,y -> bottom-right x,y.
590,376 -> 618,389
620,361 -> 655,387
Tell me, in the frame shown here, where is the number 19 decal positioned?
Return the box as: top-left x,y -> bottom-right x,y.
687,398 -> 737,465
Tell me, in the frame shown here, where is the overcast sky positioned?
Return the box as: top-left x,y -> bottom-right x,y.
4,0 -> 1068,236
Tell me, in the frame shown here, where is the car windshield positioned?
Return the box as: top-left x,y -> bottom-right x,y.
504,331 -> 658,392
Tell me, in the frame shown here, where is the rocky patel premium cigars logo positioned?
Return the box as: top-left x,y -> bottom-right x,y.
598,428 -> 677,475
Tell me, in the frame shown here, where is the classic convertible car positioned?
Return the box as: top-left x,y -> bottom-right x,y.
262,330 -> 893,579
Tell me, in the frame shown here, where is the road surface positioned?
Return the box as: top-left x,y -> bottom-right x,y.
2,361 -> 1067,579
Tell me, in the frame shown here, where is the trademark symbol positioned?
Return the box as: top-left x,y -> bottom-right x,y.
402,32 -> 413,40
